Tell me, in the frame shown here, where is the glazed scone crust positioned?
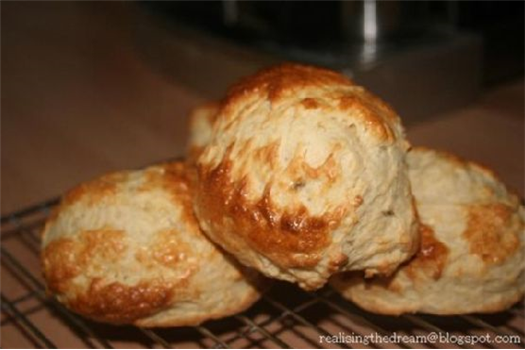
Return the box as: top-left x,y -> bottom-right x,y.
41,162 -> 263,326
330,147 -> 525,314
194,64 -> 419,290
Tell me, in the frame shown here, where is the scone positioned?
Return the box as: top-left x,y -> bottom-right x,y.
187,102 -> 220,162
330,147 -> 525,314
194,63 -> 419,290
41,162 -> 263,326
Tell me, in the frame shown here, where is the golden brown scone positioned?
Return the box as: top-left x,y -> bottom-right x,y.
331,147 -> 525,315
187,102 -> 220,162
193,63 -> 419,290
41,162 -> 264,327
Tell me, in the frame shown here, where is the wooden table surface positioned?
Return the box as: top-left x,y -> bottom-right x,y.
2,2 -> 524,215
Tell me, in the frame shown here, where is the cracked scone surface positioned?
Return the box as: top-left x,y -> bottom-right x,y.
41,162 -> 263,326
331,147 -> 525,314
194,64 -> 419,290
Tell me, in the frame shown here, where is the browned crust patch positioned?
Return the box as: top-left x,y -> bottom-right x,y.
188,146 -> 205,166
197,159 -> 346,268
337,93 -> 396,142
68,279 -> 174,324
346,223 -> 446,293
222,63 -> 354,111
463,203 -> 521,264
79,229 -> 127,263
300,97 -> 320,109
42,229 -> 186,324
217,63 -> 402,142
253,141 -> 281,169
135,228 -> 195,272
215,64 -> 404,142
42,238 -> 80,293
405,224 -> 449,280
42,229 -> 126,294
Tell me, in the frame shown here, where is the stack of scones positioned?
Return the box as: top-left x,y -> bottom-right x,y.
42,64 -> 525,326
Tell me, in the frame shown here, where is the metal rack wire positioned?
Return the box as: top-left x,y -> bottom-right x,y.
1,198 -> 524,349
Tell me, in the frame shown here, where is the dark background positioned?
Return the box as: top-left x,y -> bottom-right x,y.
1,1 -> 524,215
142,1 -> 524,84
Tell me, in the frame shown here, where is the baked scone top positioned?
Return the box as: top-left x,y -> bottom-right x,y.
41,162 -> 262,326
194,63 -> 418,290
220,63 -> 403,142
408,147 -> 523,265
330,147 -> 525,314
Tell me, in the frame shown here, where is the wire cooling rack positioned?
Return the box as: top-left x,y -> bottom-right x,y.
1,198 -> 524,349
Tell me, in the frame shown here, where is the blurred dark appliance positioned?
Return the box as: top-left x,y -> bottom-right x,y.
134,1 -> 521,122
